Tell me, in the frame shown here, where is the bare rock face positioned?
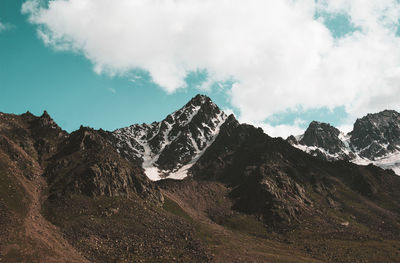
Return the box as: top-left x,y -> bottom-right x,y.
300,121 -> 345,155
28,111 -> 69,165
0,111 -> 67,178
288,110 -> 400,175
286,135 -> 298,145
44,127 -> 163,204
111,94 -> 227,180
350,110 -> 400,159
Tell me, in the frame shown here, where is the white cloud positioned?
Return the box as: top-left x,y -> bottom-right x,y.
0,19 -> 13,32
222,108 -> 236,118
337,124 -> 353,134
253,122 -> 306,139
246,118 -> 306,138
129,75 -> 143,83
108,87 -> 116,94
21,0 -> 400,135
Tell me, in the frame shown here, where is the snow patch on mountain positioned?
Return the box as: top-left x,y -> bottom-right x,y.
111,95 -> 228,181
353,151 -> 400,175
290,114 -> 400,176
164,111 -> 226,180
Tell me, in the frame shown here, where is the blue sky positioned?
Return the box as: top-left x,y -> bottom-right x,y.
0,0 -> 232,132
2,0 -> 400,137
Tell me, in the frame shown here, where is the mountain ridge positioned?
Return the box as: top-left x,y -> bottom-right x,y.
2,95 -> 400,262
109,94 -> 228,180
289,109 -> 400,175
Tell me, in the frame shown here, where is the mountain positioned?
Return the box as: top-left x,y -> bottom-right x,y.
351,110 -> 400,159
1,96 -> 400,262
191,114 -> 400,225
289,110 -> 400,175
44,126 -> 163,202
0,110 -> 211,262
109,94 -> 227,180
165,110 -> 400,261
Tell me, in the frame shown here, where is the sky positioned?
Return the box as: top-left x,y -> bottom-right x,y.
1,0 -> 400,137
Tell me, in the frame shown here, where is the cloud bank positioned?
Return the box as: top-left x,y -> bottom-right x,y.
22,0 -> 400,136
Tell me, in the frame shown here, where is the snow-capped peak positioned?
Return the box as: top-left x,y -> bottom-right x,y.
288,110 -> 400,175
111,95 -> 228,181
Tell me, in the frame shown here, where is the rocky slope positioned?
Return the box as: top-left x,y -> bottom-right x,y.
164,110 -> 400,261
289,110 -> 400,175
191,116 -> 312,226
0,111 -> 90,262
44,126 -> 163,203
190,115 -> 400,228
0,111 -> 203,262
1,97 -> 400,262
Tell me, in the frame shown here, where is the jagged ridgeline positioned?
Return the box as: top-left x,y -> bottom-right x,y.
1,95 -> 400,262
107,94 -> 227,180
289,110 -> 400,174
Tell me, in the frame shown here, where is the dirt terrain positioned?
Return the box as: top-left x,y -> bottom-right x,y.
158,179 -> 324,263
1,164 -> 89,262
23,174 -> 89,263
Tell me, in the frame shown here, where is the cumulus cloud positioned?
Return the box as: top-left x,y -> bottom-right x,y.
254,119 -> 307,138
223,108 -> 305,138
337,124 -> 353,134
21,0 -> 400,135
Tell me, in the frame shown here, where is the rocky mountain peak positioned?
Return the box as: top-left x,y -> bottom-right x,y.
26,110 -> 60,132
186,94 -> 213,106
286,135 -> 298,145
299,121 -> 344,154
39,110 -> 53,122
350,110 -> 400,159
41,110 -> 51,118
110,94 -> 229,180
168,94 -> 222,128
20,110 -> 35,120
289,109 -> 400,174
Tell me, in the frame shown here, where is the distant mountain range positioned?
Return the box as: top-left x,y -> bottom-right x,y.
288,110 -> 400,175
108,94 -> 400,179
1,95 -> 400,262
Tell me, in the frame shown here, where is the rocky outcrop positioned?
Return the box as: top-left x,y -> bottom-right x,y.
0,111 -> 67,178
288,110 -> 400,174
350,110 -> 400,159
44,127 -> 163,204
300,121 -> 345,155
